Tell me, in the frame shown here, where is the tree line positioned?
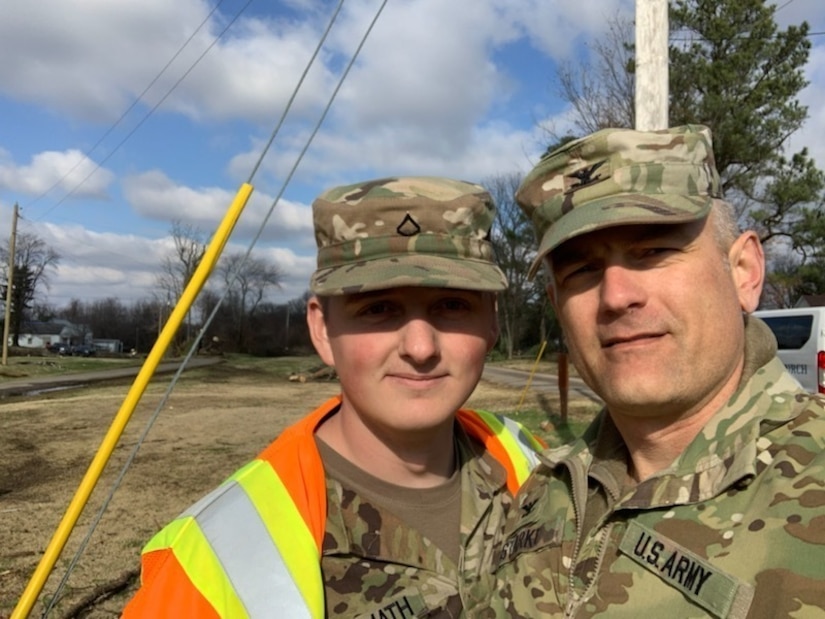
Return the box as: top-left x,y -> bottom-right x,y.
1,220 -> 311,356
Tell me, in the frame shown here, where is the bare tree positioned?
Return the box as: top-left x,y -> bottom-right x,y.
155,220 -> 208,345
217,251 -> 283,351
156,220 -> 207,303
484,173 -> 544,359
0,232 -> 60,345
551,12 -> 635,140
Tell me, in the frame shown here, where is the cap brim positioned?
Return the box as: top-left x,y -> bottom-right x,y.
527,193 -> 712,279
311,254 -> 508,296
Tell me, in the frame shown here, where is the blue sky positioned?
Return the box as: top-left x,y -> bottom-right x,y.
1,0 -> 823,308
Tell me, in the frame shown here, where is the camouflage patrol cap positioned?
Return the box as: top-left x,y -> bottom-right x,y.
309,176 -> 507,295
516,124 -> 722,278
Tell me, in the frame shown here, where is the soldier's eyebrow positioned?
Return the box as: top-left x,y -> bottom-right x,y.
550,221 -> 701,269
340,289 -> 396,307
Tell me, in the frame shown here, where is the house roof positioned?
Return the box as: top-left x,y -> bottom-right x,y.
22,321 -> 65,336
796,294 -> 825,308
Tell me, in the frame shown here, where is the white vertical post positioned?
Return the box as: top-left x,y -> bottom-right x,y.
635,0 -> 669,130
2,203 -> 19,365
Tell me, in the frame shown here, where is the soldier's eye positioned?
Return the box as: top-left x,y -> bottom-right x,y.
360,301 -> 392,315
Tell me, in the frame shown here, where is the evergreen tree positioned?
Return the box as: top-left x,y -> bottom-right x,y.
669,0 -> 823,246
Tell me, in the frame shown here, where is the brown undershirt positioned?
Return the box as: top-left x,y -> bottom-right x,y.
315,437 -> 462,565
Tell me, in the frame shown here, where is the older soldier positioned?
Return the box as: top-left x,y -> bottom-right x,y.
123,176 -> 544,618
491,126 -> 825,618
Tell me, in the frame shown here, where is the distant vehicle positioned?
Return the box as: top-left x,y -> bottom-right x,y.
47,342 -> 70,354
70,344 -> 96,357
754,307 -> 825,394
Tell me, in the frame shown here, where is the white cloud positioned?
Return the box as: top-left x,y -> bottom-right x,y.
0,150 -> 113,198
507,0 -> 632,59
122,170 -> 235,221
0,0 -> 342,125
0,0 -> 211,120
32,219 -> 313,305
121,170 -> 315,244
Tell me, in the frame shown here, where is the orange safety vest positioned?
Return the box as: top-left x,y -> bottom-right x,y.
122,396 -> 544,619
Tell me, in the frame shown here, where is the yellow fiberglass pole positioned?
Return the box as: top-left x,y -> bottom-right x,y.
516,340 -> 548,412
12,182 -> 254,619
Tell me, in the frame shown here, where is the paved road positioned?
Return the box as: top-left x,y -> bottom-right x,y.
0,357 -> 222,398
482,365 -> 603,404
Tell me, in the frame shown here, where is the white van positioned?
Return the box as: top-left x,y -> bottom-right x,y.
753,307 -> 825,394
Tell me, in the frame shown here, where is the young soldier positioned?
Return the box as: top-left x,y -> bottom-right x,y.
491,125 -> 825,617
123,176 -> 544,618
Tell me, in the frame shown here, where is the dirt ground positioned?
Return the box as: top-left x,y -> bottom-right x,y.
0,357 -> 597,619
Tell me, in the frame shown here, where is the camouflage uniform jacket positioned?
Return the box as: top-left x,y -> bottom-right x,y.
322,426 -> 512,619
492,318 -> 825,618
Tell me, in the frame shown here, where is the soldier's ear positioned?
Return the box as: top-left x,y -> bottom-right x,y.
728,230 -> 764,313
307,296 -> 335,367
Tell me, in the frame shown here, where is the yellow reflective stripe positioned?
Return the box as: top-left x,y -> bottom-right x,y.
145,515 -> 248,619
474,410 -> 538,486
143,516 -> 187,554
232,460 -> 324,619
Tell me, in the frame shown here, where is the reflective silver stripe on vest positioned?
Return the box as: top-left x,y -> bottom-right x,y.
184,480 -> 312,619
499,415 -> 541,470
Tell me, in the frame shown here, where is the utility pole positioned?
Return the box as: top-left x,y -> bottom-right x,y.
284,303 -> 290,352
2,203 -> 19,366
635,0 -> 669,130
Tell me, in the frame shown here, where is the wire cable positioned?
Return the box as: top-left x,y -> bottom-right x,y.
32,0 -> 253,222
26,0 -> 230,216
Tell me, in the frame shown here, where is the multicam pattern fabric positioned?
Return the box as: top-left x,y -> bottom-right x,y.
322,432 -> 511,618
309,176 -> 507,295
516,125 -> 722,278
489,317 -> 825,618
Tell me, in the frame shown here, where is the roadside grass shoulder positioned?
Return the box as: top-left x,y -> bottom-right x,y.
0,355 -> 141,380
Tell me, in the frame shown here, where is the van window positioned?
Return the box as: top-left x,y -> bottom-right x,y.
760,315 -> 813,350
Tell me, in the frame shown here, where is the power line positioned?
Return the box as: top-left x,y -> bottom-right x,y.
28,0 -> 247,221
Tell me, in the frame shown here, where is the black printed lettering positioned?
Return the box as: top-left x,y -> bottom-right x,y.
499,527 -> 542,562
672,556 -> 691,584
634,532 -> 651,558
370,597 -> 416,619
686,564 -> 713,595
498,539 -> 514,563
647,541 -> 663,566
395,596 -> 415,618
661,551 -> 676,577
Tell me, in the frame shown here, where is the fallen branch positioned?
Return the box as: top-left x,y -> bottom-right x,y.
60,568 -> 139,619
